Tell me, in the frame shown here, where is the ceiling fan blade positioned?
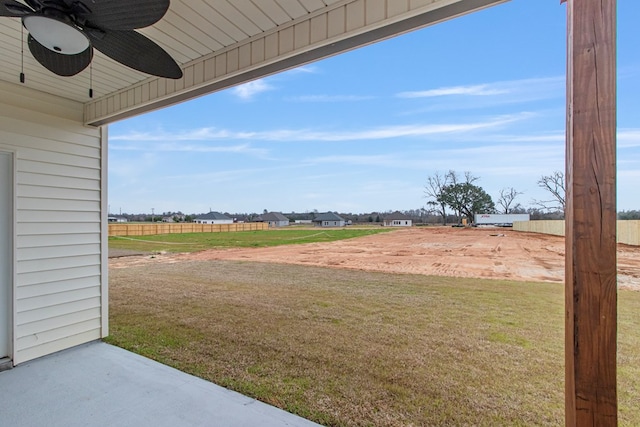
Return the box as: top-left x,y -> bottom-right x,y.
74,0 -> 170,30
0,0 -> 32,16
28,34 -> 92,76
87,29 -> 182,79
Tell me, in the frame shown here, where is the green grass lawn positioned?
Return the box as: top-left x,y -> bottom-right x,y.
108,228 -> 392,253
106,260 -> 640,426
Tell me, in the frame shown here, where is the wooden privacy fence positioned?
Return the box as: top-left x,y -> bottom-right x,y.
108,222 -> 268,237
513,220 -> 640,246
512,220 -> 565,237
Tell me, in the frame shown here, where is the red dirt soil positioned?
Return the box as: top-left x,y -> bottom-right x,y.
109,227 -> 640,290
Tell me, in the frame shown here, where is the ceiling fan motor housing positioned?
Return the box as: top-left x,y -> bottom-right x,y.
22,8 -> 89,54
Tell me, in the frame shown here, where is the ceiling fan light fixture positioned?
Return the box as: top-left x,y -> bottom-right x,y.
23,14 -> 89,54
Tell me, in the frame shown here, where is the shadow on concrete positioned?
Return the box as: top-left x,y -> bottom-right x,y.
0,342 -> 321,427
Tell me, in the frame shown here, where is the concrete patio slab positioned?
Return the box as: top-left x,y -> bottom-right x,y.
0,341 -> 322,427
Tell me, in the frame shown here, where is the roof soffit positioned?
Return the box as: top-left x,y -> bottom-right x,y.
0,1 -> 508,126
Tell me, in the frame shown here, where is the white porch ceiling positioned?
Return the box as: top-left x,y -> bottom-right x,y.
0,0 -> 507,126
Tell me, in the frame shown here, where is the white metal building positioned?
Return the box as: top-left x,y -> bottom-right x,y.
473,213 -> 530,226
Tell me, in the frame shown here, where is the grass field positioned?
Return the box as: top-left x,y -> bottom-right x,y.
108,228 -> 392,253
106,260 -> 640,426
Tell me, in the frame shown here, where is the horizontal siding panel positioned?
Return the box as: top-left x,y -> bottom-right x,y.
18,233 -> 99,249
17,276 -> 101,300
18,254 -> 100,274
17,287 -> 101,313
16,297 -> 101,328
18,210 -> 101,223
18,172 -> 101,191
15,330 -> 101,365
0,131 -> 100,158
17,222 -> 100,236
18,159 -> 101,180
0,80 -> 84,122
0,92 -> 96,136
18,184 -> 100,201
17,147 -> 100,168
17,265 -> 101,287
17,197 -> 100,212
16,319 -> 100,350
17,308 -> 101,337
0,106 -> 100,141
17,318 -> 101,350
18,244 -> 101,262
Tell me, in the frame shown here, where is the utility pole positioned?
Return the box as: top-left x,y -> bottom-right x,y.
151,208 -> 154,223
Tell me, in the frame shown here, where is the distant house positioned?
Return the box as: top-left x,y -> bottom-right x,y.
383,212 -> 412,227
194,211 -> 233,224
107,216 -> 128,223
255,212 -> 290,227
313,212 -> 346,227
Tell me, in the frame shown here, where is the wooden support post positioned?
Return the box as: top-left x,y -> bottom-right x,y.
565,0 -> 617,426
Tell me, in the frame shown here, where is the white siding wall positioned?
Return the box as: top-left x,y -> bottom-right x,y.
0,81 -> 104,365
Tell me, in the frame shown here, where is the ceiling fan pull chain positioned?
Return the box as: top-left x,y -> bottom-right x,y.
20,23 -> 25,83
89,63 -> 93,98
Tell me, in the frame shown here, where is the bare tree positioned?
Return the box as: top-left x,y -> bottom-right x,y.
534,171 -> 565,212
462,171 -> 479,185
497,187 -> 523,214
424,171 -> 453,225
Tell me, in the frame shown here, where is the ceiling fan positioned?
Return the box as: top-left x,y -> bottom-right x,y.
0,0 -> 182,79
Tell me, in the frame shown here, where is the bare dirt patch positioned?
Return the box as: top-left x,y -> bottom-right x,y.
109,227 -> 640,290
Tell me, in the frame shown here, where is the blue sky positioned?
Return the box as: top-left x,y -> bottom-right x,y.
108,1 -> 640,216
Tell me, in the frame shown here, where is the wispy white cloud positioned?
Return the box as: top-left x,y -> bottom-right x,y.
304,141 -> 564,173
398,84 -> 507,98
111,113 -> 531,143
308,154 -> 401,167
111,128 -> 254,142
618,129 -> 640,148
619,169 -> 640,178
285,65 -> 318,74
491,132 -> 565,143
474,128 -> 640,146
396,76 -> 565,113
160,167 -> 267,183
286,115 -> 524,141
109,141 -> 268,157
231,79 -> 274,100
286,94 -> 375,103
